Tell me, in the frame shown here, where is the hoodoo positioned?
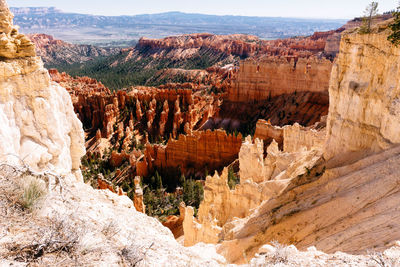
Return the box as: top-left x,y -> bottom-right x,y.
2,0 -> 400,265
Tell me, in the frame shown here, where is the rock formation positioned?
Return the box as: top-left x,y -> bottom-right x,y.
254,119 -> 326,150
135,31 -> 337,60
227,56 -> 332,103
183,20 -> 400,264
0,2 -> 227,265
133,176 -> 145,213
183,123 -> 326,248
324,14 -> 393,57
162,202 -> 186,238
0,4 -> 84,178
139,130 -> 242,177
50,69 -> 220,151
0,0 -> 35,59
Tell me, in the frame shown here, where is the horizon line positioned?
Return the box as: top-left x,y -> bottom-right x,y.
9,6 -> 352,21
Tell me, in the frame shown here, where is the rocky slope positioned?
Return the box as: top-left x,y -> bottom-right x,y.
28,33 -> 120,66
182,19 -> 400,264
3,0 -> 400,265
0,1 -> 226,265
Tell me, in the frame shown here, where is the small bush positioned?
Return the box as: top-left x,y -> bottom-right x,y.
6,217 -> 80,262
228,167 -> 240,190
19,176 -> 46,211
120,242 -> 154,266
268,241 -> 291,264
368,251 -> 398,267
388,6 -> 400,45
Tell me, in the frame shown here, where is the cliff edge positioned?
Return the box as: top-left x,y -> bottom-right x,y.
0,1 -> 225,265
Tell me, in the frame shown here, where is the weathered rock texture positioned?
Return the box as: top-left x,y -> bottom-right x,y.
324,21 -> 400,160
0,2 -> 227,265
0,3 -> 84,178
227,56 -> 332,103
0,0 -> 35,59
140,130 -> 242,177
136,31 -> 337,59
184,21 -> 400,264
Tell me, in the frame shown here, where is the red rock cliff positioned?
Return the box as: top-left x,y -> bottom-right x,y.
138,130 -> 242,177
227,56 -> 332,103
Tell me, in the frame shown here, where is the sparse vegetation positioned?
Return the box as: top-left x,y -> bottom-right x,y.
228,166 -> 240,190
359,1 -> 379,34
6,217 -> 81,263
388,4 -> 400,45
19,176 -> 46,211
368,251 -> 398,267
267,241 -> 291,264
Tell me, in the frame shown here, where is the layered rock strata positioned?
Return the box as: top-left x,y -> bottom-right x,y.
183,21 -> 400,264
227,56 -> 332,103
139,130 -> 242,177
0,2 -> 226,265
136,31 -> 337,60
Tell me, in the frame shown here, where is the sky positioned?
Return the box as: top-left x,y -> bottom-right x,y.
7,0 -> 398,19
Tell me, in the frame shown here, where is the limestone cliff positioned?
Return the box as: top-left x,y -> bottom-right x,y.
325,21 -> 400,161
0,4 -> 84,178
183,21 -> 400,264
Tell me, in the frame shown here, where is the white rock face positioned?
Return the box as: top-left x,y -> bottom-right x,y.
0,2 -> 226,266
324,22 -> 400,160
0,57 -> 85,180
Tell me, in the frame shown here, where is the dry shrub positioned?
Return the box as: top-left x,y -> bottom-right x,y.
18,175 -> 46,211
368,251 -> 398,267
6,216 -> 81,263
267,241 -> 291,264
119,240 -> 154,267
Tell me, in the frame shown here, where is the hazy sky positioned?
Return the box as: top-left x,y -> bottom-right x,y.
7,0 -> 398,19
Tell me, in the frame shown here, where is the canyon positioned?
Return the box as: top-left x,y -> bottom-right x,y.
1,0 -> 400,265
28,33 -> 120,66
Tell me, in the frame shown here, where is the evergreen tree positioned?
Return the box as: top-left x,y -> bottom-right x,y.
155,171 -> 163,189
388,4 -> 400,45
359,2 -> 379,34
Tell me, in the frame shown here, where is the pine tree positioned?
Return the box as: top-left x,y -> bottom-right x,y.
388,4 -> 400,45
359,1 -> 379,34
155,171 -> 163,189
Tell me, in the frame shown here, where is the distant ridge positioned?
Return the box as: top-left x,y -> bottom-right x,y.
10,7 -> 61,15
10,7 -> 346,46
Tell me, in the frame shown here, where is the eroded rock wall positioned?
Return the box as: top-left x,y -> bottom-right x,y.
0,2 -> 227,265
227,57 -> 332,103
190,22 -> 400,264
0,2 -> 84,179
325,22 -> 400,160
140,130 -> 242,177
